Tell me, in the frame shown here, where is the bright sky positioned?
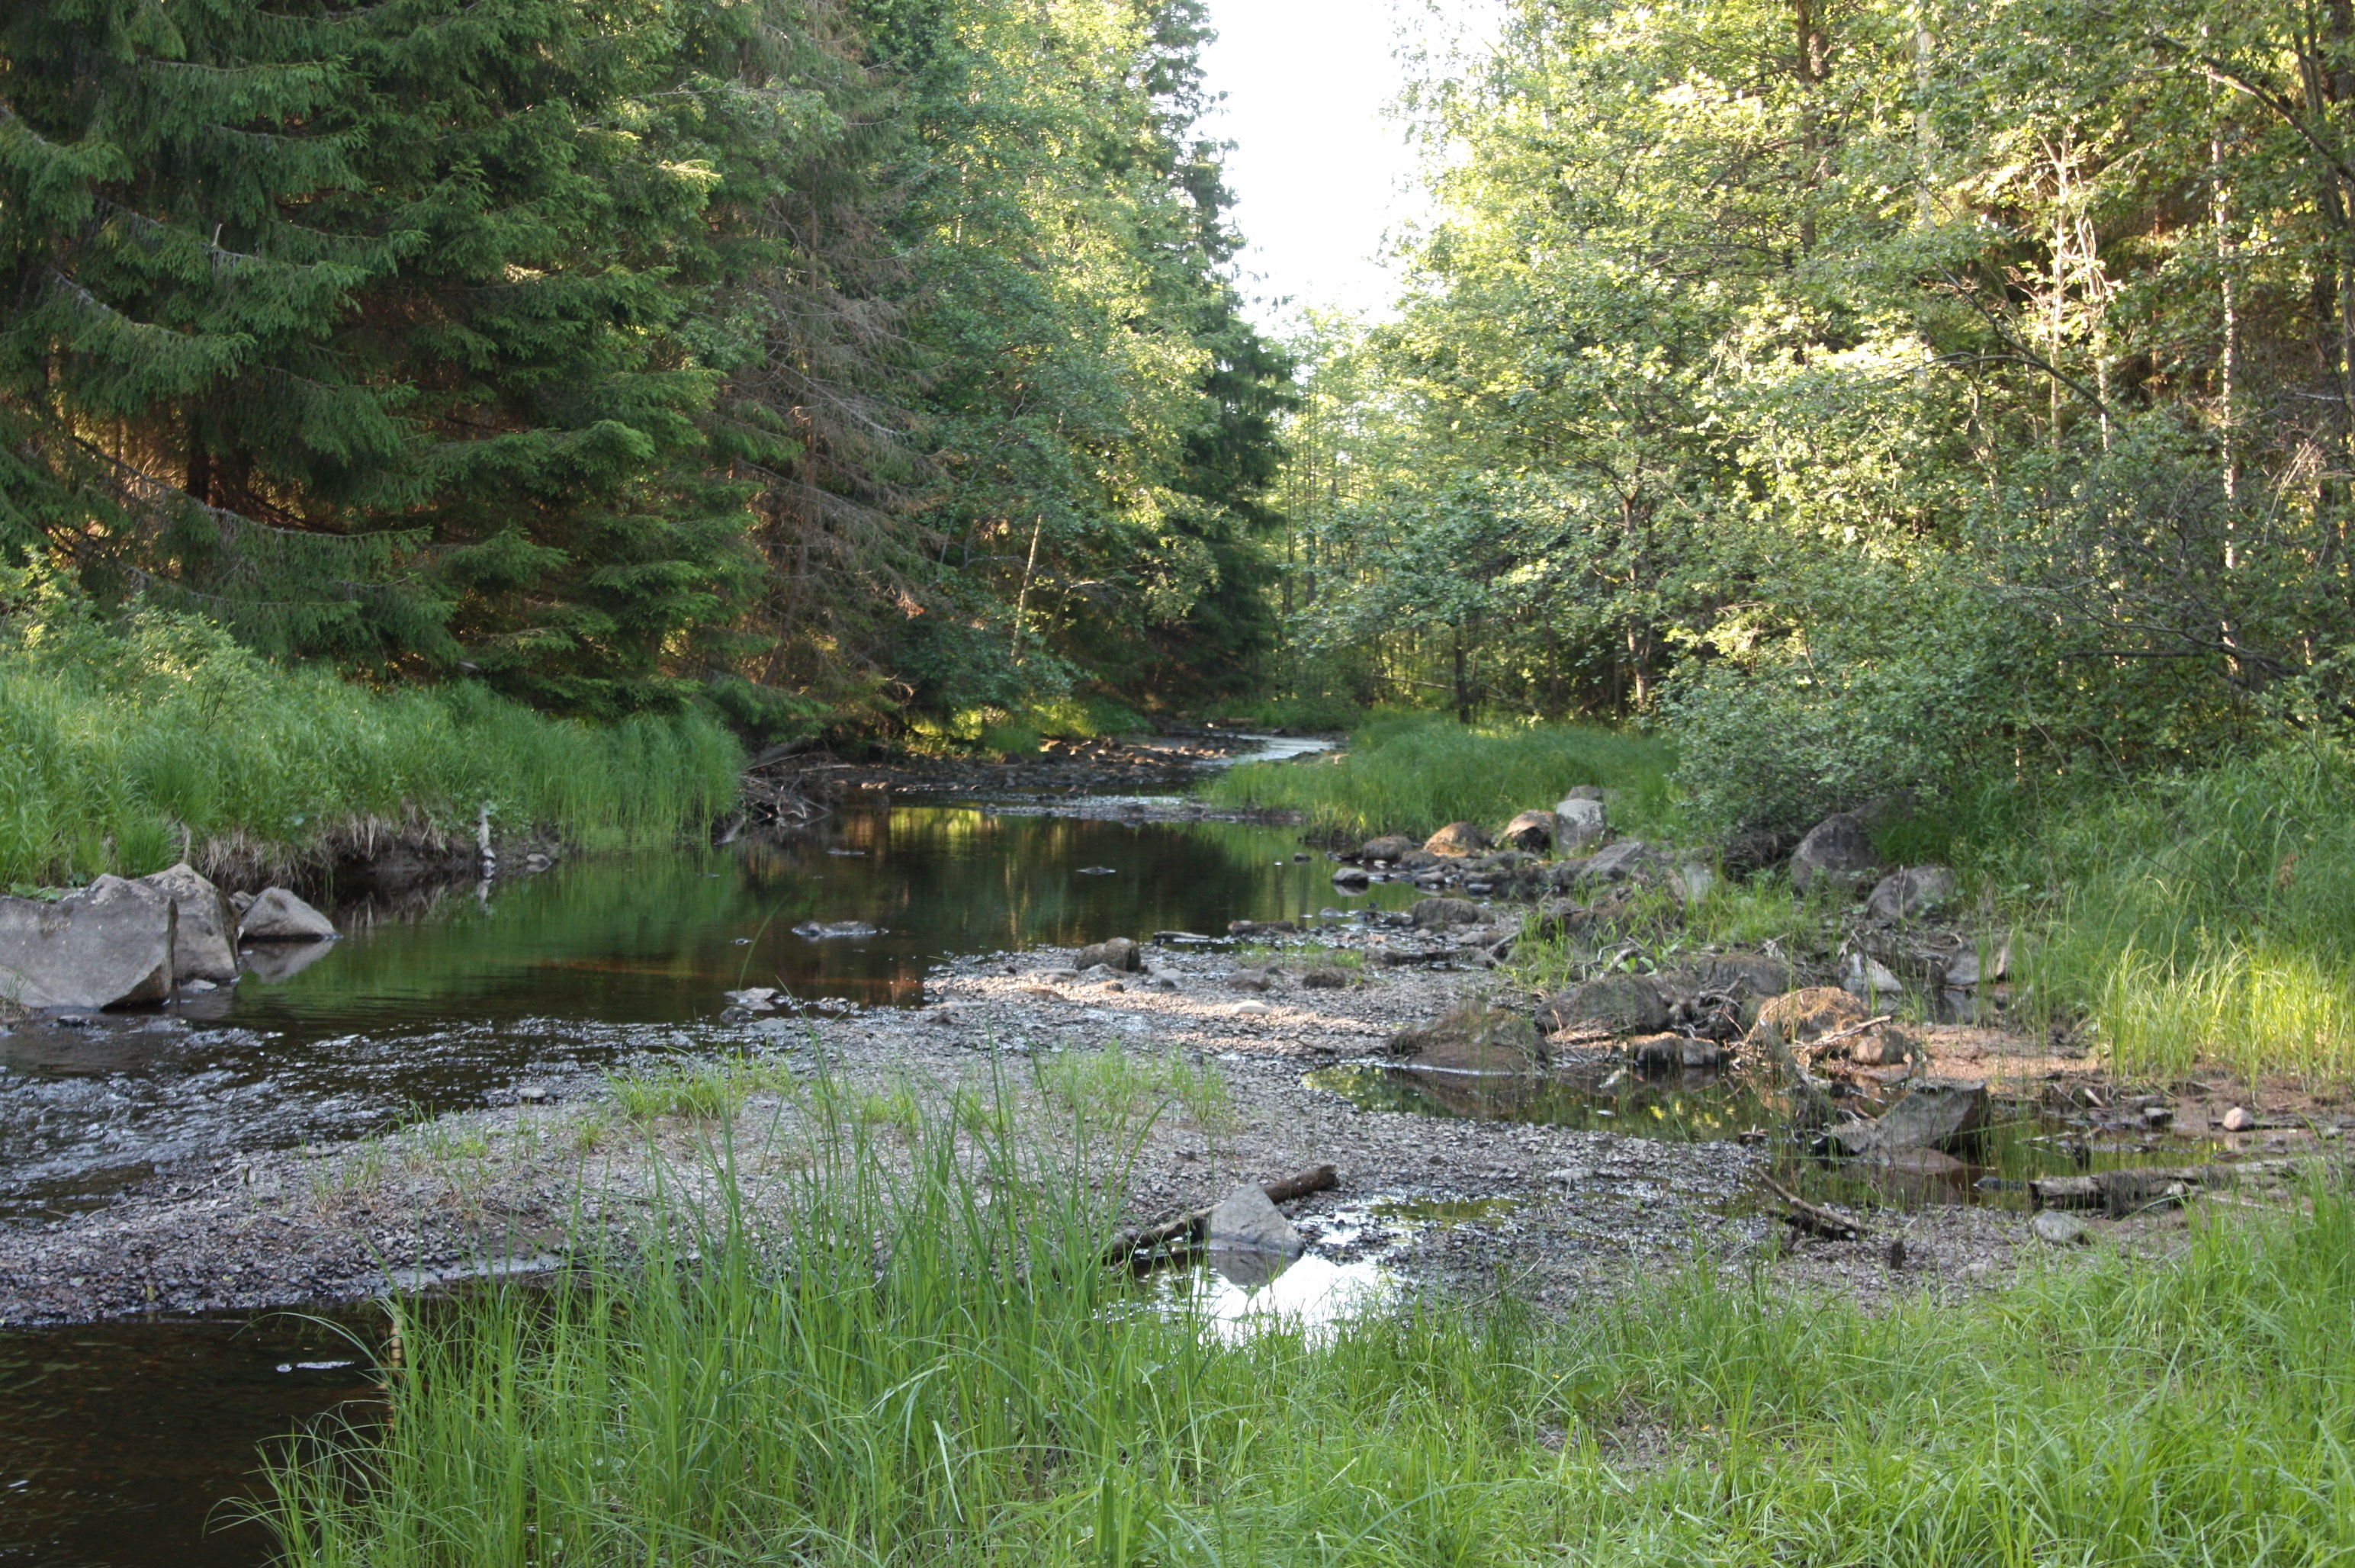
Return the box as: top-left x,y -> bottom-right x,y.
1197,0 -> 1499,331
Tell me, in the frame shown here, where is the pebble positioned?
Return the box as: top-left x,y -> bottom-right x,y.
2031,1210 -> 2090,1247
2222,1106 -> 2256,1132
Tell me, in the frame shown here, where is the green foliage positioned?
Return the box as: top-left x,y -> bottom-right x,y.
1269,0 -> 2355,830
1991,745 -> 2355,1082
266,1099 -> 2355,1565
0,582 -> 741,885
1204,712 -> 1673,840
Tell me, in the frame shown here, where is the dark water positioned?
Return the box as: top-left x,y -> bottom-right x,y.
0,1312 -> 380,1568
2,792 -> 1422,1566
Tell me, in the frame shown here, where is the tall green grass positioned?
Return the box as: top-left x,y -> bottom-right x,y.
1992,746 -> 2355,1082
1203,713 -> 1675,840
0,599 -> 743,886
267,1081 -> 2355,1566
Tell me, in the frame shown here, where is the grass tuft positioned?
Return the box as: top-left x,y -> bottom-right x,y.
1203,712 -> 1675,841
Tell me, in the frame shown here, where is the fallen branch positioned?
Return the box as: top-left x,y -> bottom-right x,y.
2030,1158 -> 2306,1213
1103,1164 -> 1337,1266
1761,1174 -> 1865,1241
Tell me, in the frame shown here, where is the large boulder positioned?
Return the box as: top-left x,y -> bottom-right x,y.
1501,810 -> 1557,851
1423,821 -> 1491,857
139,862 -> 237,982
1361,835 -> 1417,863
240,888 -> 338,942
0,876 -> 176,1009
1867,865 -> 1957,923
1833,1078 -> 1988,1155
1390,1007 -> 1544,1072
1073,937 -> 1143,972
1537,973 -> 1669,1036
1790,813 -> 1878,895
1203,1184 -> 1304,1258
1553,796 -> 1608,851
1695,953 -> 1794,1001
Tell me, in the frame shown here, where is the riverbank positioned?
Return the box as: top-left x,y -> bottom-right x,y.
5,928 -> 2337,1329
0,601 -> 743,893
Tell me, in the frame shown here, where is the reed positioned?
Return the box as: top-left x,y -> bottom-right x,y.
267,1071 -> 2355,1567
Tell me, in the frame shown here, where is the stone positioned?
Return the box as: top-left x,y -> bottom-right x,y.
1833,1078 -> 1988,1155
1843,952 -> 1904,997
1330,866 -> 1371,889
2222,1105 -> 2256,1132
1847,1025 -> 1915,1066
724,988 -> 781,1009
0,876 -> 177,1010
1301,967 -> 1349,989
1946,938 -> 2009,988
1501,810 -> 1557,850
1396,850 -> 1441,872
1671,861 -> 1716,903
2032,1210 -> 2090,1247
1561,785 -> 1605,802
239,888 -> 338,943
1203,1183 -> 1305,1258
1628,1033 -> 1723,1073
1227,1000 -> 1271,1017
1409,896 -> 1483,929
1393,1007 -> 1544,1072
1073,937 -> 1143,972
1361,835 -> 1417,863
1696,954 -> 1792,1001
1550,795 -> 1608,852
1867,866 -> 1956,922
1225,969 -> 1274,992
1574,840 -> 1664,887
1423,821 -> 1492,856
138,863 -> 238,982
1537,973 -> 1669,1036
1790,812 -> 1879,895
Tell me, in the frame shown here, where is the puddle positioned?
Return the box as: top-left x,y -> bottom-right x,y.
1306,1061 -> 2228,1213
1154,1253 -> 1396,1342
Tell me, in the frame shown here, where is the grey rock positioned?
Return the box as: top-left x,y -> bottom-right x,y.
1553,796 -> 1608,851
0,876 -> 177,1010
1361,835 -> 1416,863
1225,969 -> 1274,993
1501,809 -> 1557,850
1423,821 -> 1492,856
1203,1184 -> 1305,1258
230,890 -> 256,916
240,888 -> 338,943
1576,840 -> 1661,886
1330,866 -> 1371,889
1074,937 -> 1143,972
1867,866 -> 1957,922
1833,1078 -> 1988,1155
139,862 -> 239,982
1671,860 -> 1716,903
1843,951 -> 1904,997
724,987 -> 781,1009
1790,812 -> 1879,895
2031,1210 -> 2090,1246
1409,897 -> 1483,929
1560,785 -> 1605,802
1945,938 -> 2011,988
1301,967 -> 1349,990
1538,973 -> 1669,1035
2222,1105 -> 2256,1132
794,919 -> 880,940
1695,953 -> 1793,1000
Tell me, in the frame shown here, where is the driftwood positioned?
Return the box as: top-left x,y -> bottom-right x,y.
1761,1174 -> 1865,1241
1103,1164 -> 1338,1266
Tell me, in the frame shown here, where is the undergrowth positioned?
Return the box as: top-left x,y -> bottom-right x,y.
1203,712 -> 1675,841
0,586 -> 743,887
265,1081 -> 2355,1566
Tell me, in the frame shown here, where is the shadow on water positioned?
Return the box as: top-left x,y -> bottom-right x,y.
0,1311 -> 383,1568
